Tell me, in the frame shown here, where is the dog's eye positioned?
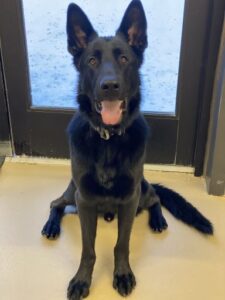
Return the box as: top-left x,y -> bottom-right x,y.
89,57 -> 97,66
120,55 -> 128,64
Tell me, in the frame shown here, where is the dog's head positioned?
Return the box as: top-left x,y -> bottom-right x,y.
67,0 -> 147,131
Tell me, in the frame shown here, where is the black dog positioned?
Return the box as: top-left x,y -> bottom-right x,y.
42,1 -> 213,299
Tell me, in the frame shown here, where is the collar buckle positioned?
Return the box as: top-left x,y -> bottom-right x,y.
100,128 -> 110,140
94,126 -> 125,140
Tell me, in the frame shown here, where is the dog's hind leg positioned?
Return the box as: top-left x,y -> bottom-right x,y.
42,179 -> 76,239
139,178 -> 168,232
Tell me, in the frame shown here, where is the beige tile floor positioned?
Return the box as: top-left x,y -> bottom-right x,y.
0,162 -> 225,300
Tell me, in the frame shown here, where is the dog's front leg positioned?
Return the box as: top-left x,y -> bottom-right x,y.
113,194 -> 139,296
67,194 -> 97,300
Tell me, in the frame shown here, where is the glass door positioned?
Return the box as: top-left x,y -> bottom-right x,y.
23,0 -> 183,114
0,0 -> 219,165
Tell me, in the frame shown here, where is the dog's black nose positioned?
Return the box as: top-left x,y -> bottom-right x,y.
101,80 -> 120,91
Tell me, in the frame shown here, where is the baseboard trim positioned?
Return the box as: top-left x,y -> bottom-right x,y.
5,156 -> 194,173
5,156 -> 70,166
0,141 -> 13,156
144,164 -> 194,173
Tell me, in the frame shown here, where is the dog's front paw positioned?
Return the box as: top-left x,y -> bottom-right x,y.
41,219 -> 60,239
67,279 -> 90,300
113,272 -> 136,296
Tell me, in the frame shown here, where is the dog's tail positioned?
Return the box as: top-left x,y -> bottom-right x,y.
152,184 -> 213,235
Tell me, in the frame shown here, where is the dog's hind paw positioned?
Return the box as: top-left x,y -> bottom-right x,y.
149,203 -> 168,233
41,219 -> 60,239
113,272 -> 136,296
67,279 -> 89,300
150,214 -> 168,233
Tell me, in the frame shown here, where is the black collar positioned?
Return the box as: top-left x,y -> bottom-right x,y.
93,125 -> 125,140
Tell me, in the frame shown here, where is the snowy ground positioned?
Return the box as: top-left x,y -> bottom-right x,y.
23,0 -> 184,113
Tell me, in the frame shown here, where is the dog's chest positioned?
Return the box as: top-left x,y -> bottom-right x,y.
94,141 -> 122,188
96,166 -> 115,189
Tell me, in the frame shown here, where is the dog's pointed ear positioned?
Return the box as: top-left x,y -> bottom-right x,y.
116,0 -> 147,52
67,3 -> 97,56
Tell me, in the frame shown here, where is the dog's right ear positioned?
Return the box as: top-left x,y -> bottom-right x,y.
67,3 -> 97,56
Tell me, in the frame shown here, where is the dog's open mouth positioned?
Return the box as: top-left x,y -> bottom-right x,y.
95,99 -> 127,125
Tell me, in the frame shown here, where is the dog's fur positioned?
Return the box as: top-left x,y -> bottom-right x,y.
42,1 -> 213,299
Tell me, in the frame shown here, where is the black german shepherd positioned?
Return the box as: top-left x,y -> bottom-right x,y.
42,1 -> 213,299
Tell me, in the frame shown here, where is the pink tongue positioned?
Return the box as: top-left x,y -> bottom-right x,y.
100,100 -> 122,125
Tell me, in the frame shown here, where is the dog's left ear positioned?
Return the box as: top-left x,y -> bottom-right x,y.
116,0 -> 147,52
